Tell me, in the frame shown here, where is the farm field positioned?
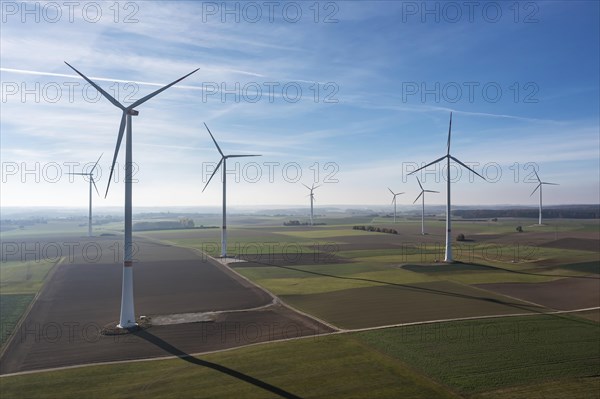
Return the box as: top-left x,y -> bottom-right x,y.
1,215 -> 598,398
355,315 -> 600,395
0,257 -> 61,348
3,3 -> 598,397
179,218 -> 598,331
0,227 -> 330,374
1,314 -> 597,398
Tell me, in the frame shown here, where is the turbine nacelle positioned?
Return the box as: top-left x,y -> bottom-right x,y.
202,123 -> 262,193
68,153 -> 103,196
387,187 -> 404,204
413,177 -> 439,203
530,170 -> 558,196
302,183 -> 321,199
64,62 -> 199,198
408,113 -> 486,182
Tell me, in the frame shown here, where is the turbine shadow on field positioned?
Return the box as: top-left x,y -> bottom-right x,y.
408,262 -> 600,280
247,260 -> 596,326
134,329 -> 302,399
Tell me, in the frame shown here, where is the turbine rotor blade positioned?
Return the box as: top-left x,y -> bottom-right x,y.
424,190 -> 440,193
64,62 -> 125,111
416,176 -> 423,191
90,152 -> 103,174
202,158 -> 223,192
530,183 -> 541,196
91,178 -> 100,197
226,154 -> 261,158
302,183 -> 311,190
129,68 -> 200,109
450,156 -> 486,180
534,169 -> 541,183
313,184 -> 322,190
105,112 -> 127,198
68,172 -> 89,176
447,112 -> 452,156
413,192 -> 423,204
542,182 -> 559,185
409,155 -> 447,175
204,123 -> 224,156
388,187 -> 394,195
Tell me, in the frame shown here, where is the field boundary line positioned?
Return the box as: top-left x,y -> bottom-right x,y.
199,249 -> 341,332
142,233 -> 342,332
1,306 -> 597,378
0,256 -> 65,360
336,306 -> 600,333
450,279 -> 552,309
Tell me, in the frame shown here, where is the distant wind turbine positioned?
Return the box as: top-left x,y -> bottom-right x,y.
530,170 -> 558,225
413,176 -> 439,235
65,62 -> 199,329
302,183 -> 321,226
409,112 -> 486,262
203,123 -> 261,258
387,188 -> 404,223
69,154 -> 102,237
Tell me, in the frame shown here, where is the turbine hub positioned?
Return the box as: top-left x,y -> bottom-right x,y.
128,109 -> 139,116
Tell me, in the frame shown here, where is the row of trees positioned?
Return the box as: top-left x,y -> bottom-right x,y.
284,220 -> 326,226
453,206 -> 600,219
353,225 -> 398,234
133,218 -> 195,231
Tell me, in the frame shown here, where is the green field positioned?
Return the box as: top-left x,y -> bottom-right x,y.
0,258 -> 61,349
1,216 -> 597,398
356,315 -> 600,395
0,259 -> 57,295
155,218 -> 598,332
0,294 -> 34,346
473,377 -> 600,399
1,315 -> 596,398
0,333 -> 459,399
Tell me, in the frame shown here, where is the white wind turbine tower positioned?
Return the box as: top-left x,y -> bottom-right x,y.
202,123 -> 261,258
530,170 -> 558,225
302,183 -> 321,226
65,62 -> 199,329
413,176 -> 439,235
69,153 -> 103,237
387,188 -> 404,223
409,112 -> 486,263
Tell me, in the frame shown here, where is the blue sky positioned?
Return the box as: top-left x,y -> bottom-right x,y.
1,1 -> 598,208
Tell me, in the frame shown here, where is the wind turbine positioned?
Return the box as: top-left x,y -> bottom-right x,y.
409,112 -> 486,262
530,170 -> 558,225
387,188 -> 404,223
302,183 -> 321,226
202,123 -> 261,258
69,154 -> 102,237
65,62 -> 199,329
413,176 -> 439,235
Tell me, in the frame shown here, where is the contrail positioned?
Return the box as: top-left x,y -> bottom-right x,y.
0,67 -> 200,90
